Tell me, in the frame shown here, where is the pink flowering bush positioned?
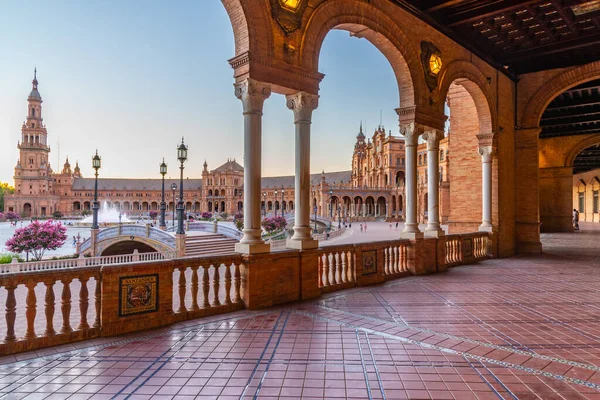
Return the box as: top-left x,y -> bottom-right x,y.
4,211 -> 19,221
5,220 -> 67,261
149,210 -> 159,220
0,212 -> 4,221
201,211 -> 212,220
261,216 -> 287,234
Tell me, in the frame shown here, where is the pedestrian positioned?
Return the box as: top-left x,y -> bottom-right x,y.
72,236 -> 77,247
364,223 -> 367,233
573,208 -> 580,231
389,223 -> 392,231
360,223 -> 363,233
395,221 -> 399,230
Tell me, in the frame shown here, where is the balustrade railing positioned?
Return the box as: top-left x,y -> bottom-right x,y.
383,242 -> 409,277
317,245 -> 356,291
445,232 -> 489,267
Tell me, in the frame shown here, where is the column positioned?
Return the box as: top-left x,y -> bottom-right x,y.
401,123 -> 423,239
423,130 -> 444,237
287,92 -> 319,250
478,145 -> 494,232
234,79 -> 272,254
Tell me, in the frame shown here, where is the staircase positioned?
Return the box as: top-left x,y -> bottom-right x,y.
185,232 -> 237,257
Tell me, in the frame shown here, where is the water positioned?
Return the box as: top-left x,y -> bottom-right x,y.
79,201 -> 132,225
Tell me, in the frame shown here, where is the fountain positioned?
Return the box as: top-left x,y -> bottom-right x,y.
77,201 -> 133,226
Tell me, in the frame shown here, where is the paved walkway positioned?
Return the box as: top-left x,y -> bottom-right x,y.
2,226 -> 600,399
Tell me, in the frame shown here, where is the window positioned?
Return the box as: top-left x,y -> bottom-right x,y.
396,157 -> 400,166
579,192 -> 585,213
594,190 -> 599,213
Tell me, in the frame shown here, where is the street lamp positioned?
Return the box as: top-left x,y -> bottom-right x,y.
329,188 -> 333,220
338,206 -> 341,229
313,204 -> 318,234
91,150 -> 101,230
274,189 -> 278,217
262,192 -> 267,218
281,187 -> 285,218
176,137 -> 188,235
171,182 -> 177,227
118,212 -> 122,225
159,159 -> 167,229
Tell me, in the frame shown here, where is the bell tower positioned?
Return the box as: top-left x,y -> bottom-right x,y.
12,69 -> 55,217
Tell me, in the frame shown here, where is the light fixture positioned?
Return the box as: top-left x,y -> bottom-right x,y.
429,53 -> 442,76
279,0 -> 301,12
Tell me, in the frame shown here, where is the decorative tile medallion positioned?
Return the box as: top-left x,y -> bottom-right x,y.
463,237 -> 473,258
362,250 -> 377,275
119,274 -> 159,317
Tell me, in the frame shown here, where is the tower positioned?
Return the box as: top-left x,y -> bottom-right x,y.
352,122 -> 367,187
11,70 -> 57,217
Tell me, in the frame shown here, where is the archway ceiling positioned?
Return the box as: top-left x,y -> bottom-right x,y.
391,0 -> 600,74
574,144 -> 600,173
540,79 -> 600,139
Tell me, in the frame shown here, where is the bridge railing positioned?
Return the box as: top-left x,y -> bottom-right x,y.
79,225 -> 177,254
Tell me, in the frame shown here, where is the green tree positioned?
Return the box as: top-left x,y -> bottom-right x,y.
0,182 -> 15,212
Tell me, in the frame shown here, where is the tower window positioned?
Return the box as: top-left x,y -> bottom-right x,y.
32,123 -> 35,128
31,109 -> 35,117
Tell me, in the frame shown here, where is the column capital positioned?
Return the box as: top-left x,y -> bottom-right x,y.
400,122 -> 424,145
234,78 -> 272,114
422,129 -> 444,149
286,91 -> 319,123
478,145 -> 494,162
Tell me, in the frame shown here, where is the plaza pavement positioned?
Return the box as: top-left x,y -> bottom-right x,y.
1,224 -> 600,398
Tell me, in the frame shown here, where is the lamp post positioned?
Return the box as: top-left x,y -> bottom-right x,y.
262,192 -> 266,218
281,187 -> 285,218
171,182 -> 177,227
274,189 -> 278,217
176,138 -> 188,235
118,212 -> 122,225
159,159 -> 167,229
313,205 -> 318,234
329,188 -> 333,220
338,206 -> 341,229
91,150 -> 101,230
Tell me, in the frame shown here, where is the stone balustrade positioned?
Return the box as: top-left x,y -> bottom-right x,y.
0,232 -> 491,356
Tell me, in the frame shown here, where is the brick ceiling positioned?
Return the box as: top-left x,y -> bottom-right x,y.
392,0 -> 600,75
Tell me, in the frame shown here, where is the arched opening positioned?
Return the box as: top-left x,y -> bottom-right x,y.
208,201 -> 213,212
353,196 -> 363,216
365,196 -> 375,217
396,171 -> 405,187
376,196 -> 387,217
73,201 -> 81,211
391,195 -> 396,215
23,203 -> 32,217
220,201 -> 225,213
84,201 -> 91,210
101,241 -> 158,256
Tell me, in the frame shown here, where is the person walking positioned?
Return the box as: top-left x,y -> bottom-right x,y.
364,223 -> 367,233
573,208 -> 580,231
395,221 -> 399,230
360,223 -> 363,233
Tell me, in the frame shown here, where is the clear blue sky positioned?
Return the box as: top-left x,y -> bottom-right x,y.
0,1 -> 400,184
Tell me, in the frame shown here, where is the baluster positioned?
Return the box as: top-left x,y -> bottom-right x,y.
25,282 -> 37,340
94,277 -> 101,328
334,253 -> 341,285
61,278 -> 72,334
191,266 -> 200,311
233,263 -> 241,304
4,284 -> 17,342
202,265 -> 210,308
212,264 -> 221,307
78,277 -> 90,330
458,240 -> 463,263
340,252 -> 347,283
348,251 -> 355,282
322,255 -> 330,287
224,263 -> 232,305
394,246 -> 400,273
177,266 -> 187,313
43,280 -> 56,336
318,256 -> 323,287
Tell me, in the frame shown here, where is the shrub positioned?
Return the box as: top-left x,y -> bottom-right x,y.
201,211 -> 212,220
0,253 -> 23,264
81,210 -> 92,216
52,211 -> 63,219
0,212 -> 4,221
4,211 -> 19,221
149,210 -> 159,219
5,220 -> 68,261
261,216 -> 287,234
233,212 -> 244,231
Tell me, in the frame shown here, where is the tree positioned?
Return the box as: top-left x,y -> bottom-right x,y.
0,182 -> 14,212
5,220 -> 67,261
4,211 -> 19,221
82,209 -> 92,216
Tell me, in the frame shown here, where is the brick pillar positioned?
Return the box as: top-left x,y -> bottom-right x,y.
515,128 -> 542,253
539,166 -> 574,232
90,228 -> 99,257
175,233 -> 186,258
408,238 -> 440,275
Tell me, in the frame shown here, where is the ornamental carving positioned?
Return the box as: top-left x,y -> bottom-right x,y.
422,130 -> 444,149
420,41 -> 442,92
286,92 -> 319,122
400,122 -> 423,145
269,0 -> 309,34
234,79 -> 272,114
478,146 -> 494,162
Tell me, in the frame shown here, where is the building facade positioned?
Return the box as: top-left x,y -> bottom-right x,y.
5,73 -> 449,223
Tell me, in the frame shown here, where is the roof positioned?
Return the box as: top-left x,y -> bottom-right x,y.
212,159 -> 243,173
29,89 -> 42,100
72,178 -> 203,191
261,171 -> 352,188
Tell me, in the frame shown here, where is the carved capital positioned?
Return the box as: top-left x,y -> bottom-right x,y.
478,146 -> 494,163
286,91 -> 319,123
234,79 -> 272,114
400,122 -> 424,145
422,129 -> 444,149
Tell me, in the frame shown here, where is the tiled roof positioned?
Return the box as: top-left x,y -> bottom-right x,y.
212,160 -> 243,173
261,171 -> 352,188
72,178 -> 203,191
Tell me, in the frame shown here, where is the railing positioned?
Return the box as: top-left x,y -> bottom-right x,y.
167,222 -> 242,240
172,254 -> 244,319
314,227 -> 346,241
79,225 -> 177,253
0,251 -> 178,274
383,241 -> 409,277
0,266 -> 101,355
445,232 -> 489,267
317,245 -> 356,292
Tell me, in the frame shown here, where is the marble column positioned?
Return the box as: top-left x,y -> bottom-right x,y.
478,145 -> 494,232
234,79 -> 271,254
287,92 -> 319,250
423,130 -> 445,237
401,123 -> 423,239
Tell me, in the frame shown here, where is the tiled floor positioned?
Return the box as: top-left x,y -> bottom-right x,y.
2,226 -> 600,399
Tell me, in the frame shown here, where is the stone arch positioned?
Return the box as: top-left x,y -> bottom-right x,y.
437,60 -> 496,133
300,0 -> 422,108
565,136 -> 600,168
521,61 -> 600,128
220,0 -> 273,59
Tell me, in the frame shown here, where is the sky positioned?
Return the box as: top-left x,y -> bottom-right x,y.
0,1 -> 400,184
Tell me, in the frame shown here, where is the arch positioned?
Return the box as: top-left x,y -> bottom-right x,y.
437,60 -> 496,133
267,201 -> 273,211
288,200 -> 294,211
73,201 -> 81,211
208,189 -> 213,196
23,203 -> 32,217
123,201 -> 130,211
237,201 -> 243,211
398,195 -> 403,212
566,136 -> 600,167
221,0 -> 273,59
522,61 -> 600,128
185,202 -> 192,211
101,241 -> 158,256
221,189 -> 226,196
113,201 -> 121,210
300,0 -> 422,108
396,171 -> 405,186
151,201 -> 158,210
133,201 -> 140,211
84,201 -> 91,210
391,195 -> 396,213
142,201 -> 149,211
220,201 -> 225,212
208,201 -> 213,212
194,201 -> 201,212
